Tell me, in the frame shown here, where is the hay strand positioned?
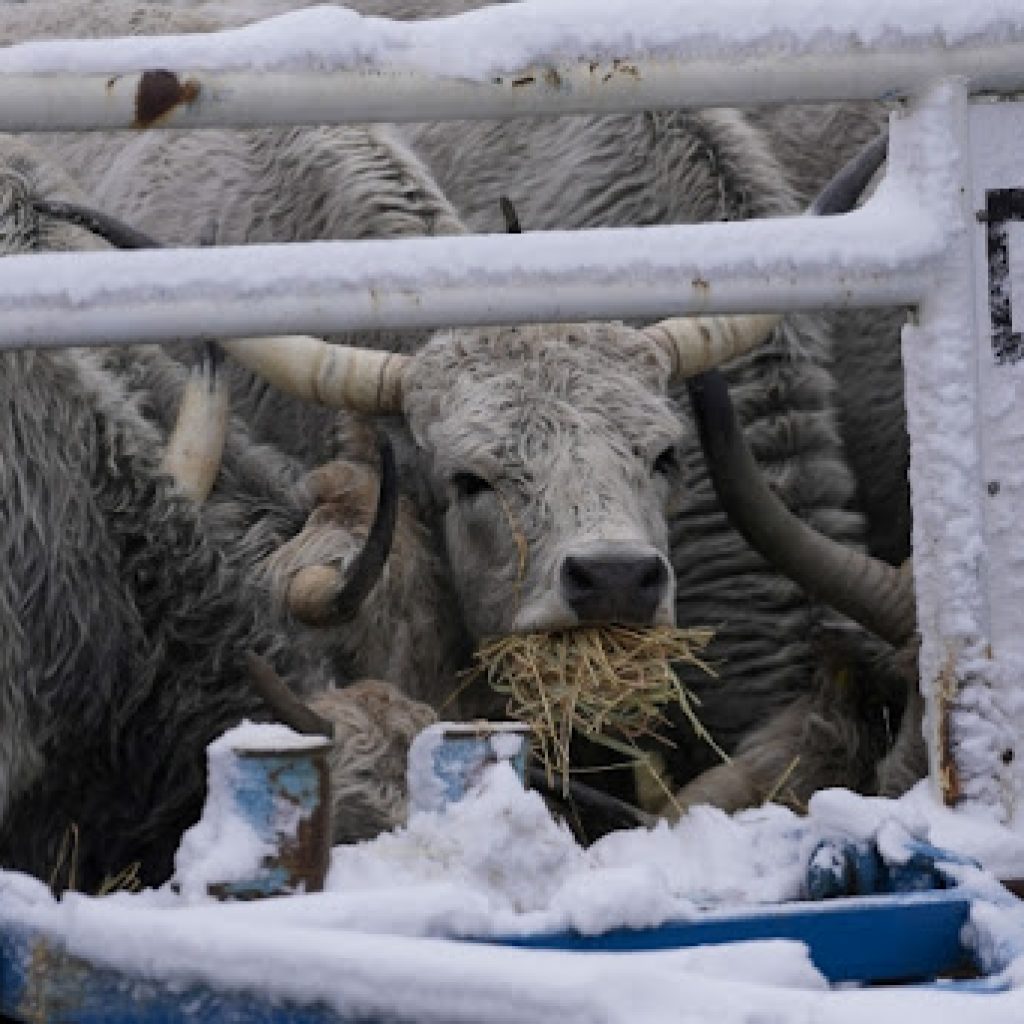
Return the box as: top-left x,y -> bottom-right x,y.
466,625 -> 723,797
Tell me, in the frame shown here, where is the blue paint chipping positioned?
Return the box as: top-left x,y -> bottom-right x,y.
0,924 -> 369,1024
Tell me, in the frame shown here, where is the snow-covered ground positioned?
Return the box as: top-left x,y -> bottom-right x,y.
5,746 -> 1024,1022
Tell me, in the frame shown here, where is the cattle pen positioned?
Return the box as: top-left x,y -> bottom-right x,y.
3,0 -> 1024,1020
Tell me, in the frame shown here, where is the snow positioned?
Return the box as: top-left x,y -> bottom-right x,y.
0,0 -> 1022,77
6,762 -> 1024,1019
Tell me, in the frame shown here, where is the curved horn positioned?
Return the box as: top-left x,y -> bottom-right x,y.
644,129 -> 889,381
288,432 -> 399,627
32,198 -> 160,250
161,342 -> 229,502
246,653 -> 335,739
31,201 -> 233,501
219,336 -> 408,416
687,368 -> 916,648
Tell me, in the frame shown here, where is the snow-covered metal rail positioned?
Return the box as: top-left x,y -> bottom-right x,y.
1,1 -> 1023,129
0,210 -> 937,348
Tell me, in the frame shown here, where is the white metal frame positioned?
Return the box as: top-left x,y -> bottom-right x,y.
2,1 -> 1020,822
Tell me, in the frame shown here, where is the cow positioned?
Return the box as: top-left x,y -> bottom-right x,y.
0,136 -> 437,893
70,129 -> 893,824
5,2 -> 913,816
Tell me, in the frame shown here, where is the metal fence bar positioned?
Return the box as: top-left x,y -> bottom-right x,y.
3,47 -> 1024,133
0,210 -> 938,348
2,0 -> 1024,131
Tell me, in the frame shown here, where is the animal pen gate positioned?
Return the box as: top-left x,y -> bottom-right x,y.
2,0 -> 1024,1016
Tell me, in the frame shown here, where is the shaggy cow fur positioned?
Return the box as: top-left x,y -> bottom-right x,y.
0,138 -> 438,891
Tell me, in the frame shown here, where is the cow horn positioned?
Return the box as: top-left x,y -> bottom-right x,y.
287,433 -> 399,627
32,201 -> 229,500
161,342 -> 229,502
246,653 -> 335,739
643,130 -> 889,381
687,368 -> 916,648
219,336 -> 407,416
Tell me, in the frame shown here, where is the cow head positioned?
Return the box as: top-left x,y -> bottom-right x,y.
223,307 -> 777,644
401,322 -> 682,639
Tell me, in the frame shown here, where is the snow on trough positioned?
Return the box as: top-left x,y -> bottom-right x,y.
1,0 -> 1024,77
5,759 -> 1024,1020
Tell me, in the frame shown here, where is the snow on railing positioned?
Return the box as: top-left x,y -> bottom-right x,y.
1,1 -> 1024,129
0,200 -> 939,348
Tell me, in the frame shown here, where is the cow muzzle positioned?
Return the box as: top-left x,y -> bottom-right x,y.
557,543 -> 673,626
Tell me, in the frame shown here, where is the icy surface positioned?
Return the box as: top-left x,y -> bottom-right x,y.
1,0 -> 1023,76
6,768 -> 1024,1019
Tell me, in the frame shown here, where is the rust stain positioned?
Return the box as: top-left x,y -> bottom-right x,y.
612,58 -> 640,79
133,69 -> 201,129
272,753 -> 331,894
511,74 -> 536,88
936,646 -> 961,806
543,68 -> 563,89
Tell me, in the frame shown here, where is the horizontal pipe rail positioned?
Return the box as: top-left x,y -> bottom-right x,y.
0,208 -> 938,348
4,47 -> 1024,132
2,2 -> 1024,130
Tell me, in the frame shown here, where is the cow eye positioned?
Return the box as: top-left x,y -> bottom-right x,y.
653,446 -> 678,476
450,472 -> 493,500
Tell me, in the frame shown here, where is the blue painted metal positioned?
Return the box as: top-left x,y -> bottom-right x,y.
804,837 -> 982,900
0,922 -> 358,1023
431,724 -> 530,807
488,890 -> 976,984
209,742 -> 333,900
0,889 -> 1010,1021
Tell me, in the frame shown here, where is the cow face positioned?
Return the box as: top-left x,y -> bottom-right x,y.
402,322 -> 683,641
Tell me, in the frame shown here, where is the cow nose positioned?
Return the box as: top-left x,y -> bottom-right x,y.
560,553 -> 670,624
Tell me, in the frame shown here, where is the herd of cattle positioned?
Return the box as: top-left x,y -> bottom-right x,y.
0,0 -> 924,892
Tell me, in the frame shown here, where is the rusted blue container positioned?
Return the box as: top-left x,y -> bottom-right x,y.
206,735 -> 333,900
409,721 -> 531,812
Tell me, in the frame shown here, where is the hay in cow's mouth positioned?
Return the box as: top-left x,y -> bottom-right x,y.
465,625 -> 723,804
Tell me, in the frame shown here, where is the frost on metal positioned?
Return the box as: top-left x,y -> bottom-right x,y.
2,0 -> 1024,78
899,83 -> 1024,824
3,1 -> 1024,132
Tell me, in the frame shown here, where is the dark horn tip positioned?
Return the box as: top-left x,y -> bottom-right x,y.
500,195 -> 523,234
809,130 -> 889,217
31,198 -> 163,250
330,432 -> 399,622
246,652 -> 335,739
526,766 -> 657,830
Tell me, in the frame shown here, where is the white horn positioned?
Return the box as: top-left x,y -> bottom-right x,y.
162,343 -> 229,503
220,335 -> 408,415
642,314 -> 781,382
